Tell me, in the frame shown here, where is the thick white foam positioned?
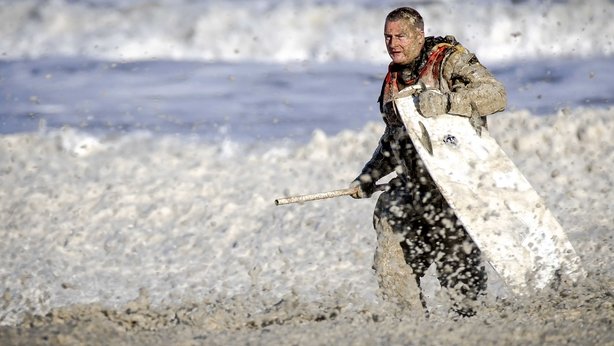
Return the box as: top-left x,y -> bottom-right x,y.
0,107 -> 612,325
1,0 -> 613,63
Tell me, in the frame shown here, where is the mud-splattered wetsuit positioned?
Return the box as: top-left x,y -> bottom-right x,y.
361,36 -> 507,316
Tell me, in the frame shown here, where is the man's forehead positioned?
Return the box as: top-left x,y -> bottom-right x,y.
385,19 -> 421,33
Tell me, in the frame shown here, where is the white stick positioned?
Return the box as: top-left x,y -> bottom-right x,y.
274,184 -> 387,206
275,187 -> 358,206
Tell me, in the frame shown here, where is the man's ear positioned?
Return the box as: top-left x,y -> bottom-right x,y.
416,29 -> 425,44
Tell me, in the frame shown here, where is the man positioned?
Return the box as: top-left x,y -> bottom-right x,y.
351,7 -> 506,317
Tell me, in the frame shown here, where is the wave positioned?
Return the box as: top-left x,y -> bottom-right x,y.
1,0 -> 613,63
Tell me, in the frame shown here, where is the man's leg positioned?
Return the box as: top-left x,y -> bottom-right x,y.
429,206 -> 487,317
397,221 -> 435,313
373,178 -> 431,312
372,217 -> 423,311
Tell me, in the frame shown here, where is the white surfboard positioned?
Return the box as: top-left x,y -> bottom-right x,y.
394,90 -> 586,295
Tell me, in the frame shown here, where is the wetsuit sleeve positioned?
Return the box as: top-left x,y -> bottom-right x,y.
442,46 -> 507,117
359,125 -> 397,182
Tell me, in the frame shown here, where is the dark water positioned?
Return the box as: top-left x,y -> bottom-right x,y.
1,57 -> 612,142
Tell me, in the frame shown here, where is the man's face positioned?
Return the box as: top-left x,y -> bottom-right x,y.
384,20 -> 425,65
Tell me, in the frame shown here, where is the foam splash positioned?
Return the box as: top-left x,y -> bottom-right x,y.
0,108 -> 612,327
1,0 -> 613,63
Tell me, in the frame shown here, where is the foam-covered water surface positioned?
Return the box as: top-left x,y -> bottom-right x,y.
0,109 -> 612,330
2,57 -> 613,139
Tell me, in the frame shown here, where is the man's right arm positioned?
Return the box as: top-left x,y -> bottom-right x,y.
351,125 -> 396,198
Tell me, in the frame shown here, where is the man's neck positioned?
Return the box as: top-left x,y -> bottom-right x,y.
391,59 -> 420,85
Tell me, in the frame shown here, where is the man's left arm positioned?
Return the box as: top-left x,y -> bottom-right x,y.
443,46 -> 507,117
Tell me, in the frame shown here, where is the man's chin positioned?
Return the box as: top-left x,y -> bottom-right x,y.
389,53 -> 409,64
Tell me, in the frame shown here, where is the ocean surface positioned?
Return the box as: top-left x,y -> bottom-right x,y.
1,0 -> 613,141
0,0 -> 613,338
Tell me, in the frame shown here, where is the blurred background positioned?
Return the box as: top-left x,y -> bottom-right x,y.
1,0 -> 612,142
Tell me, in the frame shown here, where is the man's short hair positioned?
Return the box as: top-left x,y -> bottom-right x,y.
386,7 -> 424,32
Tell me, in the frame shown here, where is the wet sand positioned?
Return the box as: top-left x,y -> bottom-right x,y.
1,278 -> 612,345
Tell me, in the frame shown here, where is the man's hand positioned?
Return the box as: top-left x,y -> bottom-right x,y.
417,90 -> 450,117
350,174 -> 376,199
